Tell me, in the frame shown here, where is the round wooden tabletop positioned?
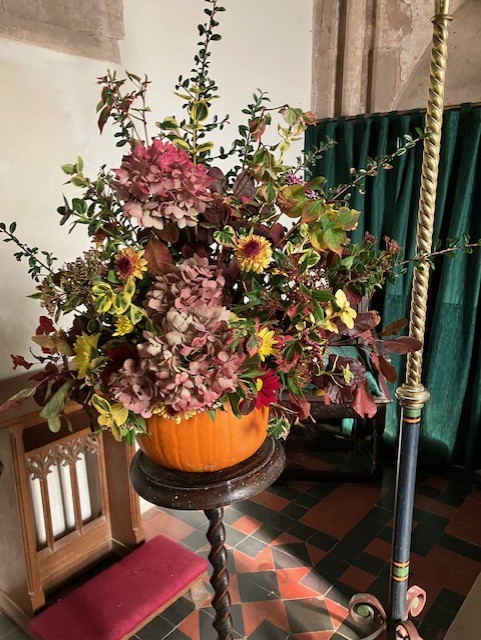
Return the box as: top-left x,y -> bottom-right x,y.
130,437 -> 286,511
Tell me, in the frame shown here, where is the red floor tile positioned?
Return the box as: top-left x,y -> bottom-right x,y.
230,514 -> 262,535
445,520 -> 481,546
339,566 -> 376,592
249,491 -> 291,511
364,538 -> 392,562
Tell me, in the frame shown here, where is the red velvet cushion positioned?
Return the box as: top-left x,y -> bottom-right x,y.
29,535 -> 208,640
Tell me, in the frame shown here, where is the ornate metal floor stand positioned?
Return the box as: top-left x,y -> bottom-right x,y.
130,438 -> 285,640
349,2 -> 452,639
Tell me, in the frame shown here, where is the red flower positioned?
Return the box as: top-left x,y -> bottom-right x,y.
254,369 -> 282,409
101,343 -> 138,385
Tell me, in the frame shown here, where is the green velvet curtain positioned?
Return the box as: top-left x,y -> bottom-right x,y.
305,105 -> 481,470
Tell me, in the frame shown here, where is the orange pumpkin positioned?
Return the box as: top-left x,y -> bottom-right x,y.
138,405 -> 269,472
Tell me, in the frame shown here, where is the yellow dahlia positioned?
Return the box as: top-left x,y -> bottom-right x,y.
235,234 -> 272,273
113,315 -> 135,336
257,327 -> 277,361
73,332 -> 100,379
115,247 -> 148,280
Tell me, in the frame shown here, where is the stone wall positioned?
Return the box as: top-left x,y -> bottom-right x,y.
0,0 -> 124,62
312,0 -> 481,117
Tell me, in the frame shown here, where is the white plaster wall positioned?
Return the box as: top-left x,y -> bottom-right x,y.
0,0 -> 313,379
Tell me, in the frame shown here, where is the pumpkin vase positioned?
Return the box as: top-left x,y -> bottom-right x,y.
137,405 -> 270,472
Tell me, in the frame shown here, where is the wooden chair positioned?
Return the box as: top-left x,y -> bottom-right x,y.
280,336 -> 392,485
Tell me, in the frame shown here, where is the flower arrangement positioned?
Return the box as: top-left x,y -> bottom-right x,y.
0,0 -> 428,443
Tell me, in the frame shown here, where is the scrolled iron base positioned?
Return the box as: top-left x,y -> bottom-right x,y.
348,594 -> 387,639
349,586 -> 426,640
395,620 -> 422,639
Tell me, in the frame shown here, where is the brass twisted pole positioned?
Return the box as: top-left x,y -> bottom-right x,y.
388,2 -> 453,638
402,0 -> 453,393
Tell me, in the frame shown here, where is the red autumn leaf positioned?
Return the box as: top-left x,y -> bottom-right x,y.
232,170 -> 256,200
378,336 -> 422,355
379,318 -> 409,337
267,223 -> 286,245
207,167 -> 227,194
333,311 -> 381,338
352,382 -> 378,418
144,239 -> 173,276
378,354 -> 398,384
38,316 -> 55,335
11,354 -> 33,370
289,392 -> 311,420
344,288 -> 362,308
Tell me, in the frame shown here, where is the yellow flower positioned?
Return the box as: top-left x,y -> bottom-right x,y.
334,289 -> 357,329
257,327 -> 277,361
341,364 -> 354,384
73,332 -> 100,379
115,247 -> 148,280
318,304 -> 338,333
235,234 -> 272,273
91,394 -> 129,441
152,405 -> 198,423
113,315 -> 135,336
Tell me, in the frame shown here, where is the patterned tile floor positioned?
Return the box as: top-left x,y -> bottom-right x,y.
1,448 -> 480,640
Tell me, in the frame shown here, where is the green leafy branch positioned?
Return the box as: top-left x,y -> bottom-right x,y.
328,130 -> 428,201
96,70 -> 151,145
0,221 -> 57,282
59,158 -> 137,249
156,0 -> 228,162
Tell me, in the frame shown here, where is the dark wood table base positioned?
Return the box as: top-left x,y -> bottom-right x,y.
130,438 -> 286,640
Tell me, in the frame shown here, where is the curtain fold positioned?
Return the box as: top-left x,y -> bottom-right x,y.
305,105 -> 481,470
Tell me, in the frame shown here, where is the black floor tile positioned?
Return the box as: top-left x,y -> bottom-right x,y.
224,524 -> 249,548
434,587 -> 466,614
284,598 -> 334,633
0,616 -> 17,637
315,555 -> 351,583
181,530 -> 208,552
437,532 -> 467,554
272,543 -> 311,569
354,552 -> 386,576
411,523 -> 443,556
235,535 -> 267,558
308,530 -> 338,551
331,540 -> 362,563
237,571 -> 280,601
286,521 -> 318,542
253,522 -> 284,543
280,502 -> 309,521
136,615 -> 175,640
248,619 -> 290,640
160,598 -> 196,627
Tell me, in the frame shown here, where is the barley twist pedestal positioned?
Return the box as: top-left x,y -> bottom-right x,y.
130,438 -> 285,640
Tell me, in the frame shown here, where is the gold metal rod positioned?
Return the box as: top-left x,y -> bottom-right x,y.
398,0 -> 453,402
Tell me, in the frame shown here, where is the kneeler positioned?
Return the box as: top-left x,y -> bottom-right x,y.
29,535 -> 209,640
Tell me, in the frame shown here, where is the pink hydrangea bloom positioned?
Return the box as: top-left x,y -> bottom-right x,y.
110,255 -> 245,417
146,254 -> 226,320
112,140 -> 215,230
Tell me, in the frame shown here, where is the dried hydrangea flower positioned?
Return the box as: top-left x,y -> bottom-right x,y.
112,139 -> 215,230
